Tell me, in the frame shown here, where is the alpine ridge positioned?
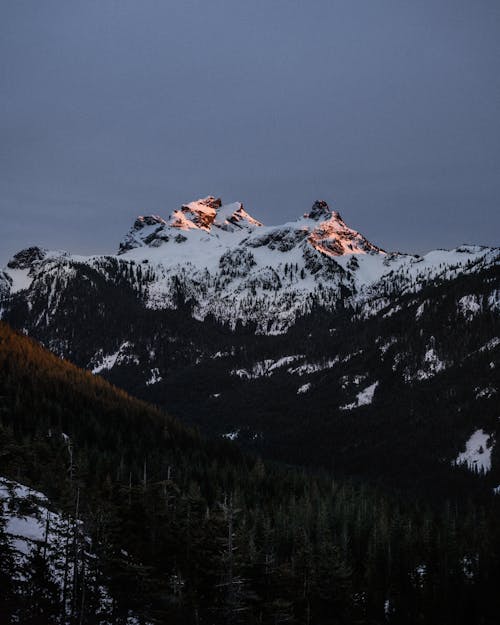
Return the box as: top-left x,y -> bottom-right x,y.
1,196 -> 497,333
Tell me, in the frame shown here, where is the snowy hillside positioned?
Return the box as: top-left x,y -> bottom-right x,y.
1,196 -> 498,334
0,476 -> 146,624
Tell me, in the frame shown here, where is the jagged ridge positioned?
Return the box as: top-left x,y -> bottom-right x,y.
0,196 -> 498,334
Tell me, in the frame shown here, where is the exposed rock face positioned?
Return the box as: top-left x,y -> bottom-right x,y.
307,208 -> 384,257
306,200 -> 331,220
118,216 -> 167,253
172,196 -> 222,230
7,246 -> 46,269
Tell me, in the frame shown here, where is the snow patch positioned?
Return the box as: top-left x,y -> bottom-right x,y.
146,368 -> 162,385
415,301 -> 427,320
91,342 -> 139,373
340,381 -> 378,410
232,355 -> 305,379
487,289 -> 500,312
297,383 -> 311,395
458,294 -> 482,319
475,387 -> 496,399
4,268 -> 33,294
454,429 -> 494,473
222,431 -> 239,441
415,346 -> 446,380
479,337 -> 500,352
382,304 -> 401,318
212,350 -> 230,359
379,336 -> 397,355
289,357 -> 339,376
92,350 -> 120,373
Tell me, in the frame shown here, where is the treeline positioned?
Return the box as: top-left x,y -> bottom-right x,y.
1,321 -> 500,624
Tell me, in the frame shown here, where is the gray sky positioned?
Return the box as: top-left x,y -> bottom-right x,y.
1,0 -> 499,265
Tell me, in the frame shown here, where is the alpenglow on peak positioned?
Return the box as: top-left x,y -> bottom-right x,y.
118,196 -> 384,257
2,194 -> 498,334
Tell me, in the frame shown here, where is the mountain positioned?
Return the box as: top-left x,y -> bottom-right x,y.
2,196 -> 496,334
2,320 -> 500,624
0,197 -> 499,492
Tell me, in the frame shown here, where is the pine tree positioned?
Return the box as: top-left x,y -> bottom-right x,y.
20,546 -> 60,625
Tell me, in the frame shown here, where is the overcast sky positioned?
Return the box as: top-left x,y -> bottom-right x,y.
1,0 -> 499,264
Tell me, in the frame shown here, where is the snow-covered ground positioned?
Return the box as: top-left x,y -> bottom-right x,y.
231,355 -> 304,379
222,431 -> 239,441
340,381 -> 378,411
457,294 -> 482,319
146,368 -> 162,385
454,429 -> 494,473
297,383 -> 311,394
231,355 -> 341,379
91,341 -> 139,373
479,337 -> 500,352
289,357 -> 339,376
0,478 -> 54,557
0,476 -> 148,624
415,346 -> 446,381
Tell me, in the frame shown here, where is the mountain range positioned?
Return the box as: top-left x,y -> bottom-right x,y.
1,196 -> 499,493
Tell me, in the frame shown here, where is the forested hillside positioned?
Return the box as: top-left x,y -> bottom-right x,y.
4,249 -> 497,497
1,321 -> 500,624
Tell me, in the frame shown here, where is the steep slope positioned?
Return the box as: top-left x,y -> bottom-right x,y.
2,321 -> 500,624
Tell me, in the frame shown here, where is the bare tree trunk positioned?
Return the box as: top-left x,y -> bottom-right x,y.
79,562 -> 86,625
71,487 -> 80,622
61,516 -> 71,621
42,509 -> 50,560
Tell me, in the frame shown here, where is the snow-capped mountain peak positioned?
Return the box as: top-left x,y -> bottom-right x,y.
169,196 -> 263,233
118,197 -> 382,258
303,200 -> 384,257
213,201 -> 263,231
2,195 -> 498,335
118,196 -> 263,253
170,195 -> 222,231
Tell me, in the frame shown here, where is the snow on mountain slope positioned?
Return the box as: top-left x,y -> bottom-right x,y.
341,381 -> 379,410
1,196 -> 498,334
0,477 -> 55,558
118,196 -> 262,254
454,430 -> 494,473
231,355 -> 305,379
89,342 -> 141,373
